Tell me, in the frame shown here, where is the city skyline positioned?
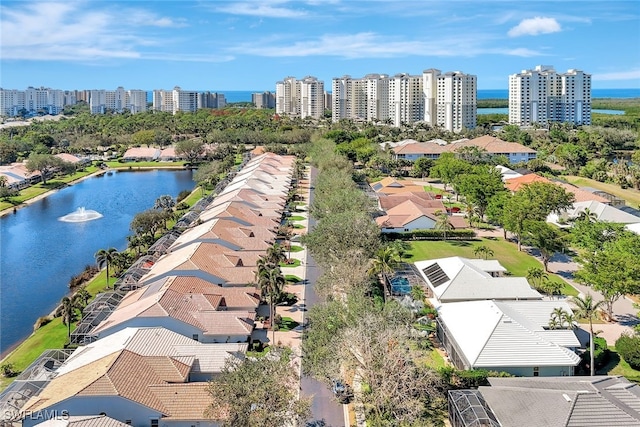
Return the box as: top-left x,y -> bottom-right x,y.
1,1 -> 639,91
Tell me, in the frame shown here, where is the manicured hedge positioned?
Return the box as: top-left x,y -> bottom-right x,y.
382,229 -> 476,241
615,333 -> 640,370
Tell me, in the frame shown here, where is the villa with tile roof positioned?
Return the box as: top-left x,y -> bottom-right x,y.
22,350 -> 219,427
437,300 -> 581,376
415,257 -> 541,303
376,200 -> 468,233
62,327 -> 247,381
370,177 -> 427,194
7,152 -> 297,427
137,242 -> 261,287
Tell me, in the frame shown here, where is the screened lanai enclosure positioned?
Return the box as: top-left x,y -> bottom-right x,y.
448,390 -> 501,427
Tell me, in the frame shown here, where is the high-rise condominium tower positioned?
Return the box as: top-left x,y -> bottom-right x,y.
276,76 -> 325,119
332,69 -> 476,132
509,65 -> 591,126
152,87 -> 198,114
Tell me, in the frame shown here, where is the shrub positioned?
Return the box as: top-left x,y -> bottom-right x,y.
0,363 -> 19,378
581,336 -> 610,371
438,368 -> 512,389
33,315 -> 53,331
382,229 -> 476,241
69,264 -> 99,288
615,333 -> 640,370
177,190 -> 191,203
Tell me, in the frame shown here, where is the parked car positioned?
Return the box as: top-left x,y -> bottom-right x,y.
331,379 -> 353,404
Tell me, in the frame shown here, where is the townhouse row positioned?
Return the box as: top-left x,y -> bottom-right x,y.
0,153 -> 296,427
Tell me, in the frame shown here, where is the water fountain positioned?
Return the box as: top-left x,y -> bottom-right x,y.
58,207 -> 103,222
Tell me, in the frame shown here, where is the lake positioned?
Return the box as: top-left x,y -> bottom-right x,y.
0,169 -> 195,354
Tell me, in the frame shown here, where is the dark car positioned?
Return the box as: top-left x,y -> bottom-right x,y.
331,379 -> 353,404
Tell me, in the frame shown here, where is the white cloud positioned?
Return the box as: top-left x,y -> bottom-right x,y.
216,1 -> 308,18
227,31 -> 546,59
508,17 -> 562,37
0,2 -> 198,61
593,69 -> 640,81
501,48 -> 546,57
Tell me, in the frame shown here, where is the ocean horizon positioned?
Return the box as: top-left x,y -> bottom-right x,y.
146,88 -> 640,104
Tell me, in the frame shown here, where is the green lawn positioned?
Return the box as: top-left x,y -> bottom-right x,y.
280,259 -> 302,268
407,238 -> 578,296
423,185 -> 449,196
278,317 -> 300,332
0,167 -> 100,212
600,347 -> 640,383
292,224 -> 305,229
0,269 -> 117,392
287,215 -> 306,221
285,275 -> 302,283
287,245 -> 304,253
565,176 -> 640,207
0,317 -> 74,391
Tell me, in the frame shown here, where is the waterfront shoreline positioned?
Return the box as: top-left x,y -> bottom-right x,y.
0,164 -> 188,218
0,166 -> 194,366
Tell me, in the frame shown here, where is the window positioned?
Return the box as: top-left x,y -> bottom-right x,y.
533,367 -> 540,377
151,420 -> 159,427
126,421 -> 132,425
192,334 -> 199,341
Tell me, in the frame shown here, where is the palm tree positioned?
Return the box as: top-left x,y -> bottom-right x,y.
473,245 -> 494,260
526,267 -> 548,292
576,207 -> 597,223
434,210 -> 453,241
256,262 -> 286,341
572,294 -> 605,376
277,223 -> 294,260
0,176 -> 7,188
548,307 -> 570,329
74,287 -> 91,309
57,296 -> 79,338
368,246 -> 401,277
542,280 -> 564,300
266,243 -> 287,266
464,202 -> 479,228
95,247 -> 118,289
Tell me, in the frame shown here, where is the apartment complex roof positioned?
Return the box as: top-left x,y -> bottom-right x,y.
438,300 -> 580,369
391,135 -> 536,156
415,257 -> 541,302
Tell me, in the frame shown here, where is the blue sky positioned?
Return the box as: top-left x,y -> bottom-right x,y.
1,0 -> 639,91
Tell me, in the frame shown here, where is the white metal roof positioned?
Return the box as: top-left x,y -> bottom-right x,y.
57,327 -> 246,376
415,257 -> 541,302
438,300 -> 581,368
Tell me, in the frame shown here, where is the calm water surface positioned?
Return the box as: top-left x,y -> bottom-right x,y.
0,169 -> 194,354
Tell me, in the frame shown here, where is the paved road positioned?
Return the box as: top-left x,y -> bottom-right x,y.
301,166 -> 347,427
546,251 -> 639,345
